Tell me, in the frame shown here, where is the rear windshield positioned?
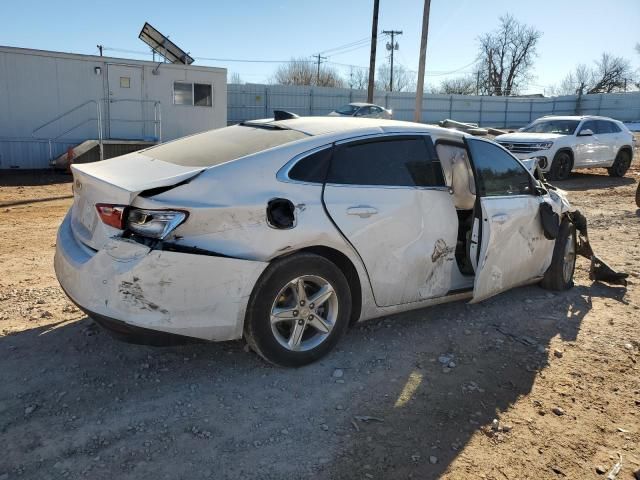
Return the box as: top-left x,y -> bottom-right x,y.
141,124 -> 308,167
521,120 -> 579,135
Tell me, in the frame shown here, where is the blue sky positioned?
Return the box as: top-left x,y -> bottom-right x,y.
2,0 -> 639,93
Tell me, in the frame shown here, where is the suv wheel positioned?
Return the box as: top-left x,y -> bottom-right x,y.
607,150 -> 631,177
548,151 -> 573,181
244,253 -> 352,367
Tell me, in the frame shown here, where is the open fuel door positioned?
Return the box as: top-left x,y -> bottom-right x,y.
465,138 -> 555,303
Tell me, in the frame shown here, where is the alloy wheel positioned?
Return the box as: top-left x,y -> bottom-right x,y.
270,275 -> 338,352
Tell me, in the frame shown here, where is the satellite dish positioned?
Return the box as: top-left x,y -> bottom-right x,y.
138,22 -> 194,65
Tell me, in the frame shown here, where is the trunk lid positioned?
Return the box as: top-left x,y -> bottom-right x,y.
70,153 -> 204,250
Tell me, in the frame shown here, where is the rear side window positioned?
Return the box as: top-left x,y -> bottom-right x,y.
288,148 -> 332,183
327,136 -> 444,187
467,139 -> 532,197
142,124 -> 307,167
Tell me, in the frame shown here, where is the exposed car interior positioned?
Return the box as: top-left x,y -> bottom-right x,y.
436,142 -> 477,276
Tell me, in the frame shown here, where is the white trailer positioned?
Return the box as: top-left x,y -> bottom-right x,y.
0,46 -> 227,169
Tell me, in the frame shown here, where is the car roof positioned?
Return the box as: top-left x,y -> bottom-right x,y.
246,116 -> 465,138
536,115 -> 619,122
349,102 -> 377,107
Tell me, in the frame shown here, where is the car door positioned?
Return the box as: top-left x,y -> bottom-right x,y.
322,135 -> 458,307
575,120 -> 609,165
596,120 -> 618,164
465,139 -> 556,303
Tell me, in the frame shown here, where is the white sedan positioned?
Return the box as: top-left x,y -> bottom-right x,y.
56,114 -> 578,366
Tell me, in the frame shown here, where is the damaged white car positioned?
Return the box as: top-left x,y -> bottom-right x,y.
56,113 -> 610,367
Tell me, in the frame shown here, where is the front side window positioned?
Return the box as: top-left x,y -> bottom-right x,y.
467,140 -> 532,197
173,82 -> 212,107
327,136 -> 444,187
521,120 -> 579,135
580,120 -> 597,134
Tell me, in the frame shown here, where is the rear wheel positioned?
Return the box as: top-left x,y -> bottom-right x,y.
607,150 -> 631,177
636,181 -> 640,208
540,219 -> 576,291
547,151 -> 573,181
244,253 -> 351,367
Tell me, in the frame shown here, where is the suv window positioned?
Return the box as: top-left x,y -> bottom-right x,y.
580,120 -> 597,134
608,121 -> 621,133
288,148 -> 332,183
595,120 -> 613,134
328,136 -> 444,187
467,139 -> 533,197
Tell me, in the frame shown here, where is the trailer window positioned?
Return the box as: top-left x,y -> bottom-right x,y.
173,82 -> 212,107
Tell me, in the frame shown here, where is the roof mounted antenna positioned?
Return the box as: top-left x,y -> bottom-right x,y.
273,110 -> 299,121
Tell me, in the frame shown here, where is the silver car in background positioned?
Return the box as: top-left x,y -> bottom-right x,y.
328,102 -> 392,119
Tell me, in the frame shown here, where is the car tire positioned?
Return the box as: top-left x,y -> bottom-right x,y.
540,218 -> 577,291
547,151 -> 573,181
244,253 -> 352,367
636,181 -> 640,208
607,149 -> 631,177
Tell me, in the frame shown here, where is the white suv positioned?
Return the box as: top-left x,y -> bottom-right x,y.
495,116 -> 635,180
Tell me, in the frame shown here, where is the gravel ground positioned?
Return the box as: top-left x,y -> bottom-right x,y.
1,148 -> 639,479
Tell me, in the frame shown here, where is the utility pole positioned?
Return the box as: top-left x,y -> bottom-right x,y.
367,0 -> 380,102
312,53 -> 327,86
97,44 -> 103,56
414,0 -> 431,122
383,30 -> 402,91
476,70 -> 480,96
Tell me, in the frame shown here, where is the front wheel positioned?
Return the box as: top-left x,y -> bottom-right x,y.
540,219 -> 576,291
244,253 -> 352,367
607,150 -> 631,177
547,151 -> 573,181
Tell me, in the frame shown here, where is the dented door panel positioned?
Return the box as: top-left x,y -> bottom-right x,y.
323,185 -> 458,307
471,195 -> 555,303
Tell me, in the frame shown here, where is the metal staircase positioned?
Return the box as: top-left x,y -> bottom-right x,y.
32,98 -> 161,169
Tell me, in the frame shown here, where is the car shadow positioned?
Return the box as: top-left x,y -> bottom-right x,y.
0,281 -> 626,479
553,171 -> 636,191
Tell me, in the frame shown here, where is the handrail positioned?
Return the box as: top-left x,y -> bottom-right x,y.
32,100 -> 99,139
31,98 -> 162,164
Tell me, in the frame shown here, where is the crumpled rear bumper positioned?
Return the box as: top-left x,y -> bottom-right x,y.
54,212 -> 268,341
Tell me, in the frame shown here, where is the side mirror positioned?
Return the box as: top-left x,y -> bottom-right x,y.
578,128 -> 593,136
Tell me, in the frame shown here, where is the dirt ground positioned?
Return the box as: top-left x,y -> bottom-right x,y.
1,149 -> 639,479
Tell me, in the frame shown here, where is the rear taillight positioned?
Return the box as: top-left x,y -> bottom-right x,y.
95,204 -> 126,229
126,209 -> 188,239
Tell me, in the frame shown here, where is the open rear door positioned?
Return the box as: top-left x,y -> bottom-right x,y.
465,138 -> 555,303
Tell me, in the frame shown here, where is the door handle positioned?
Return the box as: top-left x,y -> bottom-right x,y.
491,213 -> 509,225
347,206 -> 378,218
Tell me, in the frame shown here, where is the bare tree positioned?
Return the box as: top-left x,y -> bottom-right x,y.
272,58 -> 345,87
228,72 -> 244,85
433,75 -> 476,95
375,63 -> 416,92
476,14 -> 542,96
349,68 -> 370,90
558,53 -> 635,94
